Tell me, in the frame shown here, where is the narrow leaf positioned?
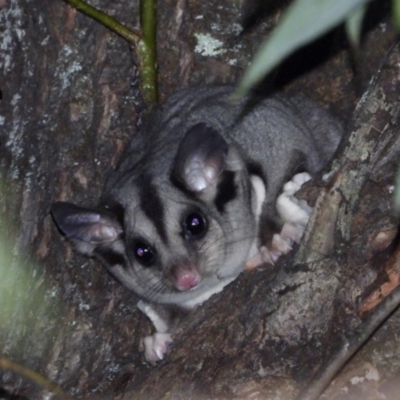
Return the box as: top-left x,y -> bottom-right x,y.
345,5 -> 367,48
393,0 -> 400,29
236,0 -> 372,96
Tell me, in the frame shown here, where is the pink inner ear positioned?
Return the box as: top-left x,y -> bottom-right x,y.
89,221 -> 121,243
184,155 -> 222,192
174,123 -> 228,193
204,156 -> 222,182
185,160 -> 208,192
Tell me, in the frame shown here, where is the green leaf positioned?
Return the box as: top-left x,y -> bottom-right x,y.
345,5 -> 367,48
394,0 -> 400,29
236,0 -> 372,96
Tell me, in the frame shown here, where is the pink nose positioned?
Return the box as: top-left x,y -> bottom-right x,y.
175,272 -> 200,291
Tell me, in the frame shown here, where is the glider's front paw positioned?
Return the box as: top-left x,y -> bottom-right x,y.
143,333 -> 173,364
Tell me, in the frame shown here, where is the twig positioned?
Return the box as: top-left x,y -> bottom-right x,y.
63,0 -> 140,45
0,356 -> 76,400
138,0 -> 159,105
63,0 -> 158,107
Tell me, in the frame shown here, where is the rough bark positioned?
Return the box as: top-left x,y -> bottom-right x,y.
109,41 -> 400,400
0,0 -> 141,397
0,0 -> 399,399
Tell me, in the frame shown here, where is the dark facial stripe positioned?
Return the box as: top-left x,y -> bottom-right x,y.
214,171 -> 237,213
95,247 -> 126,268
98,199 -> 125,227
138,173 -> 168,243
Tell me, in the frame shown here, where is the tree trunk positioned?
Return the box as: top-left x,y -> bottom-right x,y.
0,0 -> 398,399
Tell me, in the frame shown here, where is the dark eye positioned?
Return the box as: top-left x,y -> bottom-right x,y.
183,211 -> 207,239
134,241 -> 155,266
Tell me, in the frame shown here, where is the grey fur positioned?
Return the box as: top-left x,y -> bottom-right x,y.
51,85 -> 343,351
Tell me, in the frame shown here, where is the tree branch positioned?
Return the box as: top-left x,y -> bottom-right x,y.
62,0 -> 158,107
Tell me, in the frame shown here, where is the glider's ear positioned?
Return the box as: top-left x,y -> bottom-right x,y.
51,202 -> 123,252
